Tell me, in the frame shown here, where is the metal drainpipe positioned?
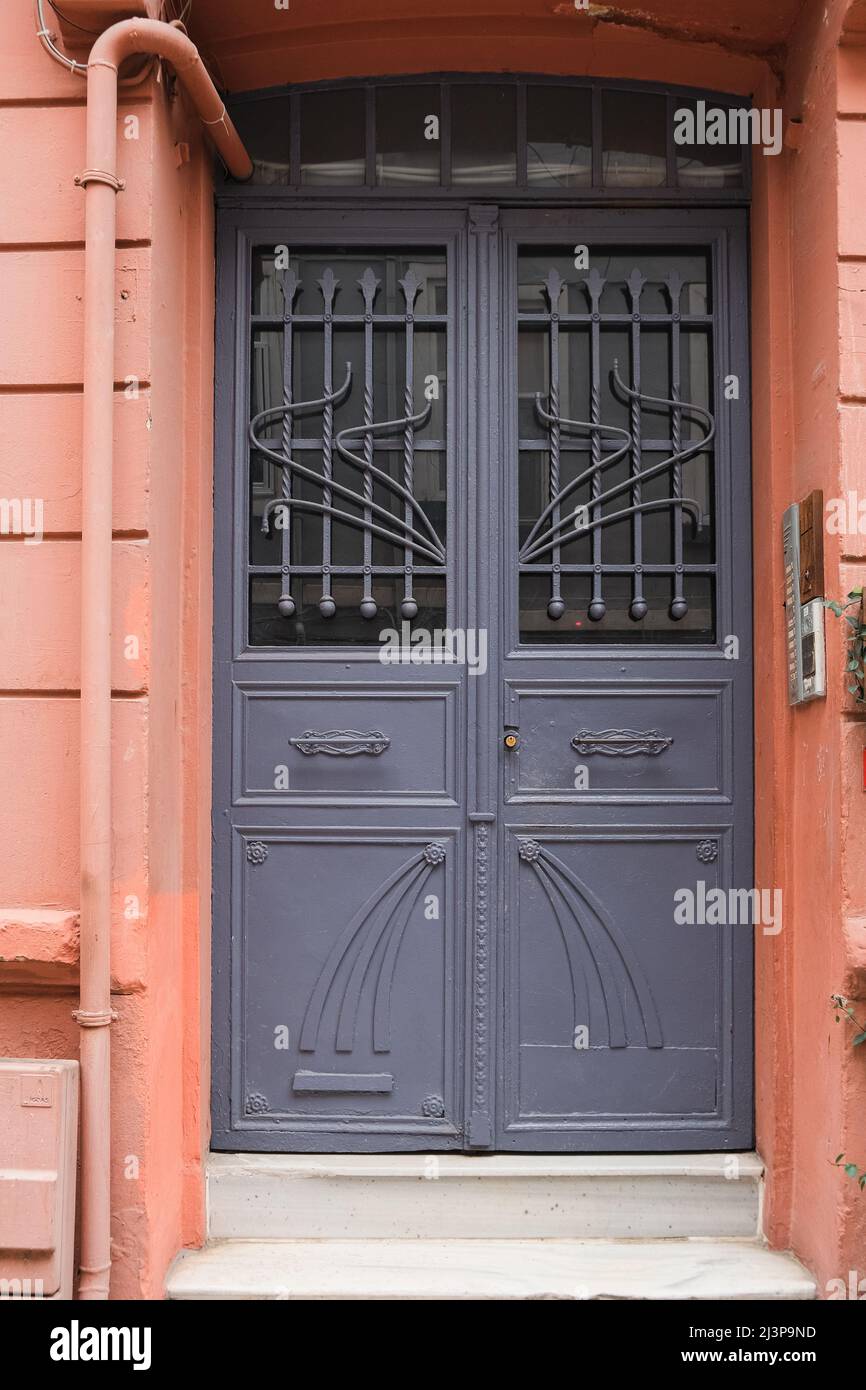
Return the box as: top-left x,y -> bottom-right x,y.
75,17 -> 251,1300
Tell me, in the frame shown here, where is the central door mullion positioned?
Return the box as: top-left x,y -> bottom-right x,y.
464,204 -> 501,1150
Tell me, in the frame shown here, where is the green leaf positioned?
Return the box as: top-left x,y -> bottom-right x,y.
836,1153 -> 845,1163
854,1031 -> 866,1046
845,1163 -> 860,1178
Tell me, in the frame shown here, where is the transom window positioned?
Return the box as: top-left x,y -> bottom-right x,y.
227,77 -> 749,196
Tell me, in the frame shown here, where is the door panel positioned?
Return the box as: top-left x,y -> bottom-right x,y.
213,210 -> 470,1151
507,828 -> 733,1129
236,830 -> 458,1141
495,211 -> 752,1150
504,680 -> 731,802
234,682 -> 459,805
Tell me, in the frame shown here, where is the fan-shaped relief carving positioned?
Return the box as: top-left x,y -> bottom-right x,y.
298,844 -> 447,1059
518,839 -> 663,1050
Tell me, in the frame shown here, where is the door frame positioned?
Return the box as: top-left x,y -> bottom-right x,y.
211,198 -> 753,1154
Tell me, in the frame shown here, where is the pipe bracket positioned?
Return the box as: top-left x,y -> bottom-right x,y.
75,169 -> 126,192
73,1008 -> 119,1028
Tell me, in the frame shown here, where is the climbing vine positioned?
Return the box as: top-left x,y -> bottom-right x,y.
831,994 -> 866,1190
824,588 -> 865,705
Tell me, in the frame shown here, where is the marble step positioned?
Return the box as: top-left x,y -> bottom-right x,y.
166,1237 -> 816,1301
208,1152 -> 764,1241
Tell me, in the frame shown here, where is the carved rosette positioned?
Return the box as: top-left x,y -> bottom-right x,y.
244,1092 -> 270,1115
421,1095 -> 446,1119
246,840 -> 269,866
696,839 -> 719,864
423,842 -> 446,865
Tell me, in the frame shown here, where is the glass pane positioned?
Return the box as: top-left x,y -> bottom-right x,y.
251,575 -> 446,647
249,450 -> 281,564
517,327 -> 591,439
517,248 -> 710,316
527,85 -> 592,188
250,329 -> 283,418
519,575 -> 715,644
451,84 -> 516,185
602,89 -> 667,187
376,86 -> 441,185
252,249 -> 285,316
674,99 -> 745,189
247,249 -> 448,646
228,96 -> 291,185
594,250 -> 711,314
516,244 -> 716,645
369,329 -> 446,439
252,248 -> 446,318
680,328 -> 713,439
682,452 -> 715,564
301,89 -> 366,185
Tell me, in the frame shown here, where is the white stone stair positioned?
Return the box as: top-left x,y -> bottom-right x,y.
165,1153 -> 816,1300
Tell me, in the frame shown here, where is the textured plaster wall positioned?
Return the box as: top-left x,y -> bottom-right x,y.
0,1 -> 212,1297
0,0 -> 863,1297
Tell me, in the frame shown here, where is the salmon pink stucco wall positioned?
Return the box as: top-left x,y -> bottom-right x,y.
0,0 -> 863,1297
768,0 -> 866,1291
0,0 -> 213,1297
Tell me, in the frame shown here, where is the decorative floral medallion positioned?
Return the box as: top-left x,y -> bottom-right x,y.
244,1092 -> 270,1115
423,842 -> 446,865
696,839 -> 719,864
246,840 -> 269,866
421,1095 -> 446,1118
518,839 -> 542,863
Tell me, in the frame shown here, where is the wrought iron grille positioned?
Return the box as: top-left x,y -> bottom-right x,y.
517,250 -> 717,642
247,249 -> 448,645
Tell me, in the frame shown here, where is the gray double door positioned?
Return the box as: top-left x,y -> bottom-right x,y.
212,204 -> 753,1153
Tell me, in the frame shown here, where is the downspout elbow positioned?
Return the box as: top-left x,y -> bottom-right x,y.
88,18 -> 253,181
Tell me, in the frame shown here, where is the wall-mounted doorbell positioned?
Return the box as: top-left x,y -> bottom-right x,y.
782,491 -> 826,706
